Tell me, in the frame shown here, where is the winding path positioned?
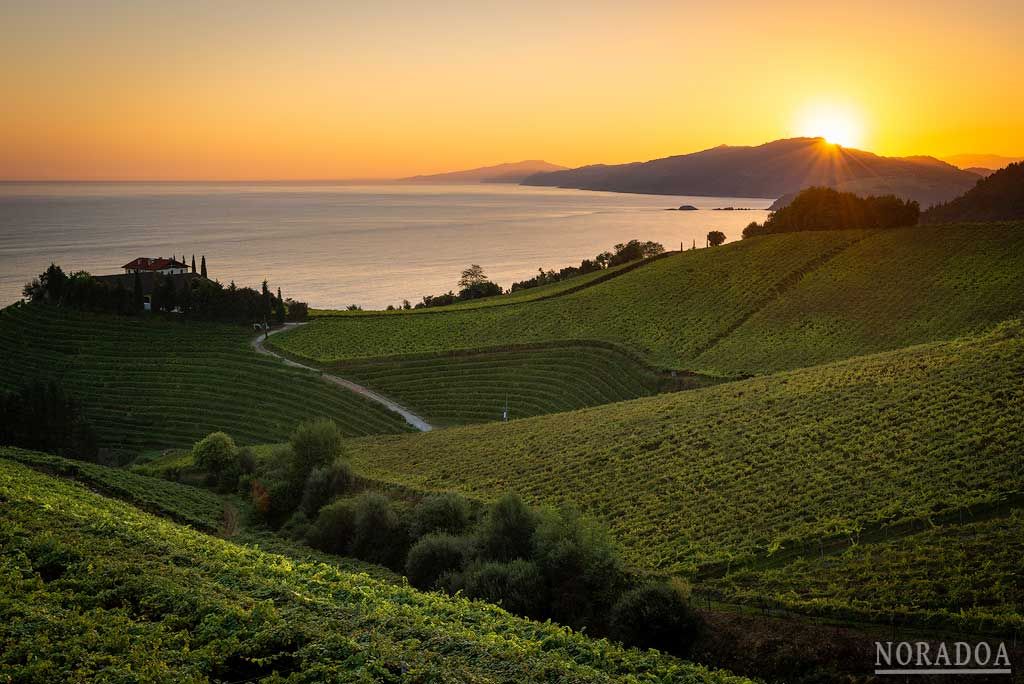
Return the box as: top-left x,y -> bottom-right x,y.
251,323 -> 433,432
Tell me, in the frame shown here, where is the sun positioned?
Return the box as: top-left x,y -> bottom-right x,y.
795,103 -> 863,148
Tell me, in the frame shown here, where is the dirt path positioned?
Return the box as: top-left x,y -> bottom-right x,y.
251,323 -> 433,432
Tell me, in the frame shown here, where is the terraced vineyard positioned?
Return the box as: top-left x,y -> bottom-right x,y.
0,304 -> 411,453
277,225 -> 1024,378
347,321 -> 1024,574
695,222 -> 1024,375
274,231 -> 866,367
705,510 -> 1024,634
0,459 -> 751,684
331,343 -> 678,426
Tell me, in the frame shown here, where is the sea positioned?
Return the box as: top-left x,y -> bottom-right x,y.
0,182 -> 772,310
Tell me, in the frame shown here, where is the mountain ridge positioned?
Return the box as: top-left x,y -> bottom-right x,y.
400,159 -> 567,184
523,137 -> 978,208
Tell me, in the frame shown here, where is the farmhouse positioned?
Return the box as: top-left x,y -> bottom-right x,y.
95,254 -> 209,311
122,256 -> 190,275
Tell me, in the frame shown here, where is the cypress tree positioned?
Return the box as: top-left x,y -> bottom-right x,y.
191,254 -> 196,273
200,255 -> 208,279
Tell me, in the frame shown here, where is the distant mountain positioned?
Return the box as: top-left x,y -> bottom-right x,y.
522,138 -> 979,208
922,162 -> 1024,224
965,167 -> 996,177
400,160 -> 567,184
941,153 -> 1024,171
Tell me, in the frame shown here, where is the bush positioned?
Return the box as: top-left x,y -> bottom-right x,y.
279,510 -> 312,541
350,492 -> 408,569
532,506 -> 627,630
252,445 -> 304,526
193,432 -> 237,472
409,493 -> 473,539
299,460 -> 356,518
476,493 -> 537,562
707,230 -> 726,247
609,581 -> 702,656
306,499 -> 358,554
462,560 -> 545,617
405,534 -> 469,589
290,418 -> 343,477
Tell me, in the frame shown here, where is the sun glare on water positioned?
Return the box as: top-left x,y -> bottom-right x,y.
796,103 -> 863,148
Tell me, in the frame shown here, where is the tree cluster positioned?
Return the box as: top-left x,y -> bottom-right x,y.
921,161 -> 1024,224
510,239 -> 665,293
743,187 -> 920,238
0,379 -> 98,461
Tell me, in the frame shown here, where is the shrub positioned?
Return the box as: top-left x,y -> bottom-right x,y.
462,560 -> 545,617
610,581 -> 702,656
289,418 -> 343,477
476,493 -> 537,562
409,492 -> 473,539
306,499 -> 358,554
350,492 -> 408,569
707,231 -> 726,247
532,506 -> 627,630
405,533 -> 469,589
193,432 -> 237,473
299,460 -> 356,517
252,445 -> 305,526
279,510 -> 312,541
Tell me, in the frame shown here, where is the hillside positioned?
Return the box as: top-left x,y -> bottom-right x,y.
921,162 -> 1024,223
346,322 -> 1024,577
942,153 -> 1024,171
273,225 -> 1024,378
0,304 -> 411,454
399,160 -> 567,184
0,457 -> 751,684
523,138 -> 978,208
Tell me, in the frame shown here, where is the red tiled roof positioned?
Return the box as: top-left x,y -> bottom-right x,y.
122,257 -> 188,271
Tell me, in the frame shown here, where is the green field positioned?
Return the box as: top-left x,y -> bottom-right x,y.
276,225 -> 1024,378
0,458 -> 751,684
345,321 -> 1024,576
0,304 -> 412,453
328,342 -> 682,426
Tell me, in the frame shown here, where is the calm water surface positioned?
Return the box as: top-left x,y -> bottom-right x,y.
0,183 -> 771,309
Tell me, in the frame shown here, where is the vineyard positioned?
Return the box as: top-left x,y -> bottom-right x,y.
275,224 -> 1024,377
0,459 -> 752,684
273,231 -> 866,366
346,321 -> 1024,575
704,510 -> 1024,634
0,304 -> 412,453
331,342 -> 674,426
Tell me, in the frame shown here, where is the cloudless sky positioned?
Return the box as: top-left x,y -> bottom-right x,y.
2,0 -> 1021,179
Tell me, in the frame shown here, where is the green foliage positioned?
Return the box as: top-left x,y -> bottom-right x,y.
305,498 -> 358,554
192,431 -> 238,487
611,582 -> 702,656
350,492 -> 409,569
289,418 -> 343,477
461,559 -> 546,617
409,492 -> 474,538
0,378 -> 97,461
922,162 -> 1024,223
405,533 -> 470,590
0,461 -> 752,683
347,323 -> 1024,577
476,493 -> 537,562
298,459 -> 355,518
0,304 -> 411,455
744,186 -> 919,237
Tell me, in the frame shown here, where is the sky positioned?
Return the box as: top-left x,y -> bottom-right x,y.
2,0 -> 1022,180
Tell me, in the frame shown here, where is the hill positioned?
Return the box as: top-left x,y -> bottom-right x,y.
921,162 -> 1024,223
523,138 -> 978,208
345,321 -> 1024,585
0,304 -> 411,455
399,159 -> 567,184
0,456 -> 751,684
942,153 -> 1024,171
273,224 -> 1024,377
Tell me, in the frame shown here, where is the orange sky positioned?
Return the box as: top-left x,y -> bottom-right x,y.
2,0 -> 1022,180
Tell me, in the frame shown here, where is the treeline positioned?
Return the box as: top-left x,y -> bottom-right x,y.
186,421 -> 702,657
743,187 -> 920,238
510,239 -> 665,292
22,263 -> 308,323
922,161 -> 1024,223
0,380 -> 98,461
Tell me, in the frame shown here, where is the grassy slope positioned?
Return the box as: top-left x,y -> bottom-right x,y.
330,343 -> 667,427
346,321 -> 1024,574
696,223 -> 1024,374
0,304 -> 411,453
0,459 -> 751,684
275,231 -> 865,367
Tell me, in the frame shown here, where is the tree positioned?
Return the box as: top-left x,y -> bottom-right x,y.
274,287 -> 286,325
289,418 -> 343,477
477,493 -> 537,561
458,265 -> 488,291
200,255 -> 208,278
191,254 -> 197,273
610,581 -> 702,656
260,280 -> 272,323
707,230 -> 726,247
